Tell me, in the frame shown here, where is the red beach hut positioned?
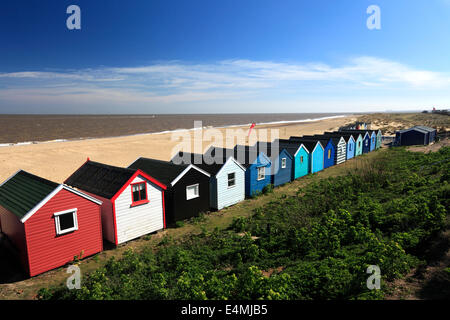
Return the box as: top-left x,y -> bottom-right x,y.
0,170 -> 103,277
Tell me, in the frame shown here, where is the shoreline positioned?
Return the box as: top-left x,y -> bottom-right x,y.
0,114 -> 349,148
0,115 -> 356,183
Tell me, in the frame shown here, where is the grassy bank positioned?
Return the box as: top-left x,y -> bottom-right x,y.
37,146 -> 449,300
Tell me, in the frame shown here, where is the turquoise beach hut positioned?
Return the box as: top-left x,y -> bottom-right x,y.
290,139 -> 324,174
376,130 -> 382,149
353,133 -> 363,156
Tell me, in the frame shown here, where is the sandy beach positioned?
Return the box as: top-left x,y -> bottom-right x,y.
0,115 -> 356,183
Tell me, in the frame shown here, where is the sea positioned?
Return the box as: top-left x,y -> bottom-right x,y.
0,113 -> 350,145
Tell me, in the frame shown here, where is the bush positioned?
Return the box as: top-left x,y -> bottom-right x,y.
39,147 -> 449,300
262,184 -> 274,194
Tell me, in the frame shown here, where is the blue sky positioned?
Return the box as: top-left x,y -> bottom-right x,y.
1,0 -> 450,113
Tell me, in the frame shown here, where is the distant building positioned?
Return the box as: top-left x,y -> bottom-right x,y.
339,121 -> 370,131
431,109 -> 450,116
395,126 -> 437,146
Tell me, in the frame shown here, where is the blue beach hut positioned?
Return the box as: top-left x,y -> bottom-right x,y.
254,141 -> 293,187
233,145 -> 272,197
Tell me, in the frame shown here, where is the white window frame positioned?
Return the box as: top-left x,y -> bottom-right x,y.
281,158 -> 287,169
54,208 -> 78,235
186,183 -> 200,200
257,167 -> 265,181
227,172 -> 236,188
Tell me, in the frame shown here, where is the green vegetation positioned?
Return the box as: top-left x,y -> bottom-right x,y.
175,221 -> 185,228
262,183 -> 274,194
38,147 -> 449,300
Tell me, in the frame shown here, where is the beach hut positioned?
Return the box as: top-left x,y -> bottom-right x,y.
288,139 -> 324,174
394,126 -> 436,146
375,130 -> 382,149
293,136 -> 335,168
277,139 -> 310,179
362,132 -> 371,153
253,141 -> 293,187
340,130 -> 372,154
65,160 -> 167,245
414,126 -> 437,144
325,132 -> 356,160
128,158 -> 210,225
318,135 -> 347,165
0,170 -> 103,277
353,133 -> 363,156
233,145 -> 272,197
369,131 -> 377,151
171,149 -> 245,210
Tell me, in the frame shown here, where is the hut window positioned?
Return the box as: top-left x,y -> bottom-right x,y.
131,182 -> 147,204
300,156 -> 304,163
228,172 -> 236,188
328,149 -> 331,159
281,158 -> 287,168
186,183 -> 200,200
54,209 -> 78,235
349,144 -> 352,151
257,167 -> 265,181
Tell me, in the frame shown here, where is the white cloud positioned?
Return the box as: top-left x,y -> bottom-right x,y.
0,56 -> 449,112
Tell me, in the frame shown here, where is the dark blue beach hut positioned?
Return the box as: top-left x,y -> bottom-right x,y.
233,145 -> 272,197
254,141 -> 293,187
362,132 -> 371,153
394,126 -> 437,146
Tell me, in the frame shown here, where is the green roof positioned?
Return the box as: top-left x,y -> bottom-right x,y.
0,170 -> 59,220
